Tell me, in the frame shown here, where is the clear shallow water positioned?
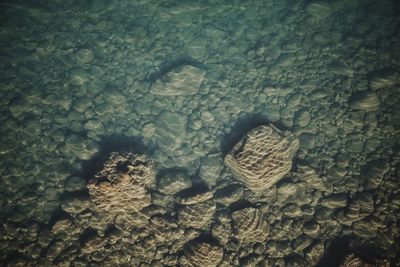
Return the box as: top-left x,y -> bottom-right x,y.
0,0 -> 399,266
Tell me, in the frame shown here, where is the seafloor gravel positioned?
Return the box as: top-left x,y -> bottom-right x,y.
0,0 -> 399,266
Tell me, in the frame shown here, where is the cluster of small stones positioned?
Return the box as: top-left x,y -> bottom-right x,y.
0,0 -> 400,266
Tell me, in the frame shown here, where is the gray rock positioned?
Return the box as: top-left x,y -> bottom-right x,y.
305,241 -> 324,265
294,109 -> 311,127
361,159 -> 389,190
214,184 -> 243,206
327,61 -> 353,77
154,111 -> 187,155
349,91 -> 380,111
368,67 -> 398,89
64,135 -> 99,160
64,176 -> 86,192
157,169 -> 192,195
199,154 -> 223,186
282,203 -> 302,218
305,1 -> 331,19
302,220 -> 320,237
150,65 -> 205,96
319,193 -> 347,209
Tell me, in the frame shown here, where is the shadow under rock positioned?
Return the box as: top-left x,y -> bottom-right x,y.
316,236 -> 386,267
78,134 -> 152,182
220,113 -> 288,157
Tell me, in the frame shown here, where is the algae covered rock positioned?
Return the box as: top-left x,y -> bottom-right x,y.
87,152 -> 156,226
224,124 -> 299,193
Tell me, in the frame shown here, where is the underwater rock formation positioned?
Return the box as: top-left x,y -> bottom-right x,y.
231,207 -> 269,244
224,124 -> 299,192
150,65 -> 206,96
87,152 -> 156,226
183,240 -> 224,267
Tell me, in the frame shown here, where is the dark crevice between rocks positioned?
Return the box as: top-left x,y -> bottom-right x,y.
79,228 -> 98,245
77,134 -> 151,183
316,236 -> 386,267
48,208 -> 72,229
220,113 -> 288,157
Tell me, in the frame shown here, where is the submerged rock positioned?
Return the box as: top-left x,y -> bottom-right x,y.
368,67 -> 398,90
305,1 -> 331,19
150,65 -> 206,96
183,239 -> 223,267
178,200 -> 216,229
87,152 -> 156,227
349,91 -> 380,111
154,111 -> 188,155
231,207 -> 269,244
157,169 -> 192,195
224,124 -> 299,193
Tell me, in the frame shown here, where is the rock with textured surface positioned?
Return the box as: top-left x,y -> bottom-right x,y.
87,152 -> 156,226
305,1 -> 331,19
349,91 -> 380,111
360,159 -> 388,190
155,111 -> 188,155
178,200 -> 216,229
183,240 -> 223,267
214,184 -> 244,206
224,124 -> 298,193
320,193 -> 348,209
150,65 -> 205,96
232,207 -> 269,244
157,169 -> 192,195
368,67 -> 397,89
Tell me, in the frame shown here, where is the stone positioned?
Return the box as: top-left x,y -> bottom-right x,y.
157,169 -> 192,195
64,135 -> 99,160
368,67 -> 397,89
356,192 -> 374,218
265,240 -> 292,258
349,90 -> 380,111
46,240 -> 65,261
69,67 -> 90,86
211,221 -> 231,245
64,176 -> 86,192
61,196 -> 91,214
340,253 -> 362,267
282,203 -> 302,218
51,218 -> 72,234
183,240 -> 223,267
305,1 -> 331,19
178,200 -> 216,229
154,111 -> 188,155
214,184 -> 244,206
150,65 -> 205,96
224,124 -> 299,193
180,191 -> 214,205
320,193 -> 347,209
305,241 -> 324,265
294,109 -> 311,127
327,61 -> 354,77
231,207 -> 269,244
198,154 -> 223,186
360,159 -> 389,190
87,152 -> 156,227
302,220 -> 320,238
